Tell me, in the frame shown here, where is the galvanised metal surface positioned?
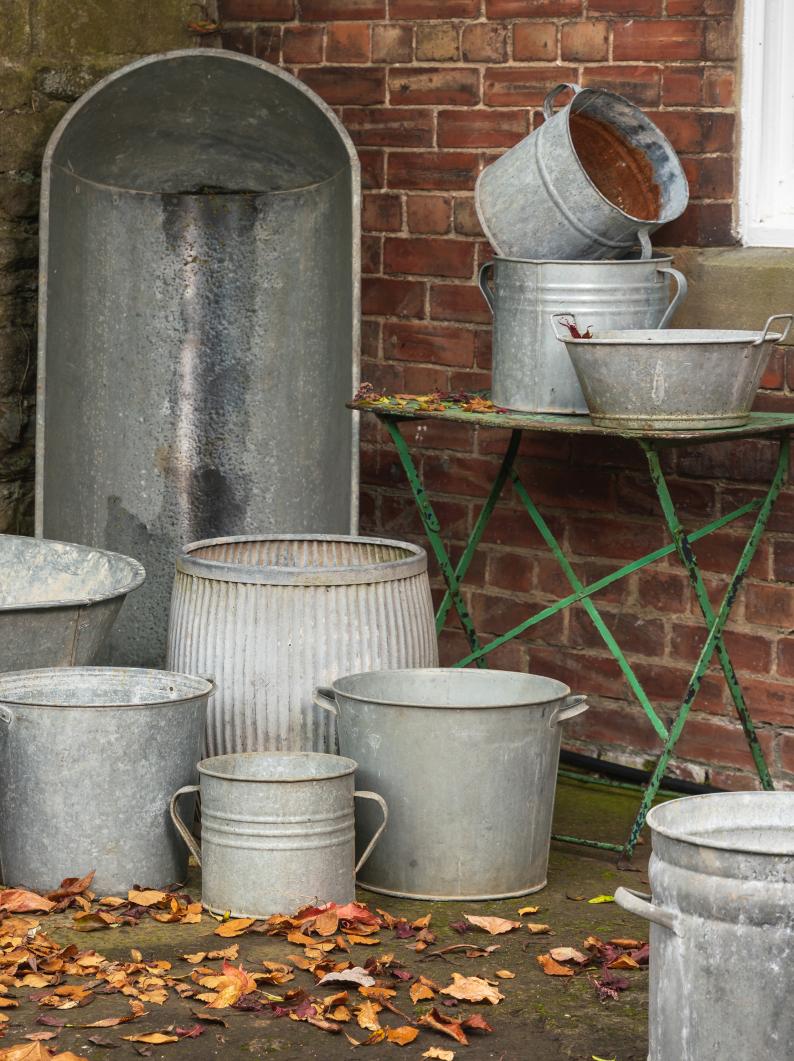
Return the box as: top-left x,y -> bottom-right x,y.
0,534 -> 145,671
170,751 -> 388,918
479,255 -> 687,414
314,669 -> 588,900
0,667 -> 212,893
167,535 -> 438,756
475,84 -> 688,260
36,50 -> 361,668
616,792 -> 794,1060
552,313 -> 793,430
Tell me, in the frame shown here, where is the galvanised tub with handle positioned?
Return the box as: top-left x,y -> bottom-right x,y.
0,667 -> 212,894
615,792 -> 794,1061
313,669 -> 588,900
170,751 -> 388,918
479,254 -> 687,414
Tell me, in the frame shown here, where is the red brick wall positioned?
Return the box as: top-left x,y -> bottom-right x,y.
217,1 -> 794,791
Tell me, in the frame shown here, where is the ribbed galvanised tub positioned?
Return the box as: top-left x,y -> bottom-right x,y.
0,534 -> 145,670
167,535 -> 438,755
616,792 -> 794,1061
0,667 -> 212,893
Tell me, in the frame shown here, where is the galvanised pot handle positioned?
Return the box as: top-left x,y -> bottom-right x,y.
656,266 -> 688,328
615,886 -> 680,935
170,785 -> 202,867
549,312 -> 578,343
353,791 -> 389,875
0,705 -> 12,727
543,82 -> 582,120
549,694 -> 588,728
312,686 -> 338,716
637,226 -> 652,260
755,313 -> 793,346
478,261 -> 495,314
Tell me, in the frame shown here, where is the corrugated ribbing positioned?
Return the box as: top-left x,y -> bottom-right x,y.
166,539 -> 438,755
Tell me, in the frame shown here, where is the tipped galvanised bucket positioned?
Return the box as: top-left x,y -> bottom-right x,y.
0,534 -> 145,670
314,669 -> 588,900
167,535 -> 438,756
0,667 -> 212,893
475,83 -> 688,260
479,254 -> 687,414
170,751 -> 388,917
616,792 -> 794,1060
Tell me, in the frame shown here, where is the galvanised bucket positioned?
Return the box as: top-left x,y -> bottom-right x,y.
552,313 -> 793,430
475,83 -> 688,260
0,667 -> 212,894
479,255 -> 687,414
167,535 -> 438,756
0,534 -> 145,670
616,792 -> 794,1060
170,752 -> 388,917
314,669 -> 588,900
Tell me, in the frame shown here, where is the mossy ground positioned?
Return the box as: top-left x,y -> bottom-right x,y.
3,777 -> 657,1060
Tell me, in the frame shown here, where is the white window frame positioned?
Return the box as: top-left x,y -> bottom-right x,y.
740,0 -> 794,246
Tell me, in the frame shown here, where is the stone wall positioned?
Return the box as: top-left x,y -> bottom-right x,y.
0,0 -> 197,533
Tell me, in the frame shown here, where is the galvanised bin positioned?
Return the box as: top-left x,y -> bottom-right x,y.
314,668 -> 588,900
616,792 -> 794,1061
0,667 -> 212,894
171,751 -> 388,917
167,535 -> 438,756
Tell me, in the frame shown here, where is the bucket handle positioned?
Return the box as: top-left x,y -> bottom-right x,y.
549,694 -> 588,729
478,261 -> 495,313
313,686 -> 338,716
353,791 -> 389,875
0,706 -> 12,727
549,312 -> 581,343
754,313 -> 793,346
170,785 -> 202,867
543,82 -> 582,120
656,266 -> 688,328
614,886 -> 680,935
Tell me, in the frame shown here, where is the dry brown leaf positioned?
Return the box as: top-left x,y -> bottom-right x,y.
314,909 -> 339,936
355,999 -> 382,1032
387,1026 -> 419,1045
609,938 -> 642,949
526,923 -> 552,935
214,918 -> 255,938
410,981 -> 435,1004
417,1008 -> 468,1045
122,1032 -> 179,1044
345,933 -> 380,946
440,973 -> 503,1006
0,890 -> 55,914
536,954 -> 575,977
607,954 -> 639,970
126,890 -> 168,907
22,1034 -> 58,1043
422,1050 -> 455,1061
494,970 -> 515,979
0,1046 -> 52,1061
181,952 -> 206,964
517,906 -> 539,916
463,915 -> 521,935
549,947 -> 589,965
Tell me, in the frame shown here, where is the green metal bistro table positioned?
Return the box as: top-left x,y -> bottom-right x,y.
350,400 -> 794,859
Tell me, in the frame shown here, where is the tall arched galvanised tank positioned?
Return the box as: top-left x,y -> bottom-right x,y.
36,50 -> 360,666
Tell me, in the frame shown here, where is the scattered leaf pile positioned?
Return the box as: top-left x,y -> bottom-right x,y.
535,934 -> 649,1002
351,383 -> 507,416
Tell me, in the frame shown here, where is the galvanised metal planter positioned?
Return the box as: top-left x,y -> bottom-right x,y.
0,667 -> 212,894
171,751 -> 388,918
479,255 -> 687,414
0,534 -> 145,670
475,83 -> 688,260
37,50 -> 361,668
314,669 -> 588,900
552,313 -> 793,430
616,792 -> 794,1061
167,535 -> 438,756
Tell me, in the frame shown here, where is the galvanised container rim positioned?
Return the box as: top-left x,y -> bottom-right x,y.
330,668 -> 572,709
176,534 -> 428,586
646,791 -> 794,857
0,534 -> 145,612
0,666 -> 214,709
198,750 -> 358,783
490,253 -> 674,266
560,328 -> 784,346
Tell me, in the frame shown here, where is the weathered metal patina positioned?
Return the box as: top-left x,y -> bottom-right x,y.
37,49 -> 360,666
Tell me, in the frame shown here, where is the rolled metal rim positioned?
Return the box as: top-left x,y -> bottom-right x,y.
561,328 -> 783,346
0,535 -> 145,613
0,666 -> 214,709
330,668 -> 572,709
490,253 -> 673,266
198,750 -> 358,783
358,878 -> 548,902
646,791 -> 794,856
176,534 -> 428,586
